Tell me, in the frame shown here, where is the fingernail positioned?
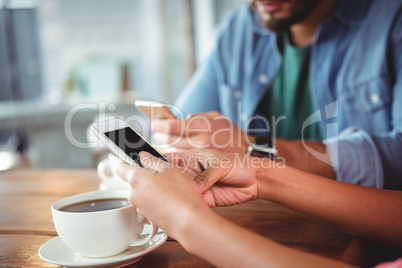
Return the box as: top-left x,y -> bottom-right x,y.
139,151 -> 152,159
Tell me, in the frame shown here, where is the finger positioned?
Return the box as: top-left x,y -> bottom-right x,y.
154,114 -> 213,134
152,119 -> 185,135
162,150 -> 223,170
193,150 -> 226,168
153,132 -> 189,147
183,114 -> 213,132
117,160 -> 161,186
153,115 -> 216,139
154,132 -> 210,149
164,151 -> 196,164
116,162 -> 139,182
153,118 -> 206,135
185,113 -> 194,119
165,149 -> 223,170
204,111 -> 223,118
194,167 -> 228,194
139,151 -> 172,172
201,190 -> 218,208
154,146 -> 181,154
164,151 -> 204,171
164,152 -> 183,166
186,111 -> 221,120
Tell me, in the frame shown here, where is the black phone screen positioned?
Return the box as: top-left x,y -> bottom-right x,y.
104,127 -> 168,166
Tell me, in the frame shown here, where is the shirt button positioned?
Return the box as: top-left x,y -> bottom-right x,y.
370,93 -> 380,104
233,90 -> 241,100
258,74 -> 269,85
241,113 -> 248,122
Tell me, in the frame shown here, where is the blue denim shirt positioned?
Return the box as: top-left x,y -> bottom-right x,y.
176,0 -> 402,189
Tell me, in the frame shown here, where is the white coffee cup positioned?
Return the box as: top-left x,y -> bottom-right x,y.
51,190 -> 158,258
97,153 -> 128,190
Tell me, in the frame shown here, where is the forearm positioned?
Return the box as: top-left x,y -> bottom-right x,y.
175,201 -> 355,268
275,138 -> 336,179
257,164 -> 402,251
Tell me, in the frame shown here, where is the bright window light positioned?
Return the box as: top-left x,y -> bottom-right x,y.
0,152 -> 16,171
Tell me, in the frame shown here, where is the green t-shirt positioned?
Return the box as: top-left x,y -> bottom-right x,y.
259,34 -> 322,141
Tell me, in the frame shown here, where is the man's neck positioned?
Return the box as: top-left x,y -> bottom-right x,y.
289,0 -> 339,47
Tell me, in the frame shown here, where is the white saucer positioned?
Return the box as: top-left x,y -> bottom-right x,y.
38,233 -> 167,268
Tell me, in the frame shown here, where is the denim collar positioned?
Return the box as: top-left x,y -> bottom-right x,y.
250,0 -> 372,35
332,0 -> 372,26
250,6 -> 271,36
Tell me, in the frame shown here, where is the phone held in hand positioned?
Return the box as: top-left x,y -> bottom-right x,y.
91,119 -> 169,167
134,100 -> 177,120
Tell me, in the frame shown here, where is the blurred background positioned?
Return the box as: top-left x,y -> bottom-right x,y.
0,0 -> 246,171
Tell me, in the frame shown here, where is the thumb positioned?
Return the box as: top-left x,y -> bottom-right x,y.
139,151 -> 170,172
116,162 -> 133,182
194,167 -> 227,194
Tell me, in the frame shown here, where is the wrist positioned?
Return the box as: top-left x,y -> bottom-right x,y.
255,158 -> 287,202
274,139 -> 295,165
174,200 -> 216,251
255,158 -> 272,200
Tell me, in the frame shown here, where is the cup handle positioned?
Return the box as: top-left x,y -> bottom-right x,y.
97,159 -> 114,183
130,219 -> 159,247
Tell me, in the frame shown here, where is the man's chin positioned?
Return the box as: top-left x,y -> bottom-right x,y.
262,18 -> 293,33
255,0 -> 321,33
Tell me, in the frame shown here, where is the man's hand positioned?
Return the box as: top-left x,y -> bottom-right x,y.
165,150 -> 262,207
152,110 -> 336,179
152,111 -> 254,153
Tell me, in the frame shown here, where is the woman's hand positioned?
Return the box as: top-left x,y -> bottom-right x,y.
116,152 -> 208,239
165,150 -> 263,207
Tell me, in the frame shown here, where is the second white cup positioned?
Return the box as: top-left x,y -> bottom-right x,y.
97,153 -> 128,190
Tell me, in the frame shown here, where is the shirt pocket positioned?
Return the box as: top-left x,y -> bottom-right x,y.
341,74 -> 392,133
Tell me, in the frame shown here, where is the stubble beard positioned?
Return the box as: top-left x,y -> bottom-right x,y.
253,0 -> 320,33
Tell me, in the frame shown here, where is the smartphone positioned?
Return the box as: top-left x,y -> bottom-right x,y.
91,119 -> 169,167
135,100 -> 177,120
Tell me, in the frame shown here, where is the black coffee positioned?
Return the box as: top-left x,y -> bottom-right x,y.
59,198 -> 130,213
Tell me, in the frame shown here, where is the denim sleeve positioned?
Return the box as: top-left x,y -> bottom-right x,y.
174,16 -> 231,117
326,127 -> 385,188
174,49 -> 221,116
375,14 -> 402,189
326,14 -> 402,190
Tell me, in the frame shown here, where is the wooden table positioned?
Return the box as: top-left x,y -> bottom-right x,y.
0,169 -> 369,267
